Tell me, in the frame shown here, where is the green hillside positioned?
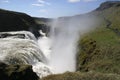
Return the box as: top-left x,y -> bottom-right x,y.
77,1 -> 120,74
41,1 -> 120,80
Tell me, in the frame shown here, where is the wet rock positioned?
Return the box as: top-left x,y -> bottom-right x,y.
0,31 -> 37,41
0,62 -> 39,80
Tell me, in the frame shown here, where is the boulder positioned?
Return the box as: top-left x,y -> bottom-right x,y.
0,62 -> 39,80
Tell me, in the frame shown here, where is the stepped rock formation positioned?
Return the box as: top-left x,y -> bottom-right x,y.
0,31 -> 52,79
0,31 -> 45,63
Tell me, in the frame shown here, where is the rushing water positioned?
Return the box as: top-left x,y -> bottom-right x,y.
0,31 -> 52,78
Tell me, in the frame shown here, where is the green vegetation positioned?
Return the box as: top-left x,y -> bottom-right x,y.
77,2 -> 120,74
41,72 -> 120,80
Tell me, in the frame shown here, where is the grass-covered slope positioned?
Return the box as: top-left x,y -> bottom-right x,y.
42,72 -> 120,80
41,1 -> 120,80
77,1 -> 120,74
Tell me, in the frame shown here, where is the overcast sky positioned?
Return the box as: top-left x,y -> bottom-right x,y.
0,0 -> 118,18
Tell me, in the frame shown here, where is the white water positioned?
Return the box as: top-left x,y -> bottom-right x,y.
0,31 -> 52,78
38,20 -> 81,73
38,30 -> 51,59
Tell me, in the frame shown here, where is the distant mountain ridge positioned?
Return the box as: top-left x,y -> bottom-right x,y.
96,1 -> 120,11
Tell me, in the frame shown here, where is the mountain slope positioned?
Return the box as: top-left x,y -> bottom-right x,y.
77,1 -> 120,74
0,9 -> 36,33
0,9 -> 50,38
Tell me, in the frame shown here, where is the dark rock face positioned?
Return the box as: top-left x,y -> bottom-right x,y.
96,1 -> 120,11
33,17 -> 52,36
0,31 -> 37,41
0,62 -> 39,80
35,24 -> 50,36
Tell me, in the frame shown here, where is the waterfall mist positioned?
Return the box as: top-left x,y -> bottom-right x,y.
47,16 -> 98,73
38,15 -> 99,74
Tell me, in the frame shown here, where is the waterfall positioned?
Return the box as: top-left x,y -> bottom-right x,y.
0,16 -> 97,78
0,31 -> 52,78
38,16 -> 98,74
